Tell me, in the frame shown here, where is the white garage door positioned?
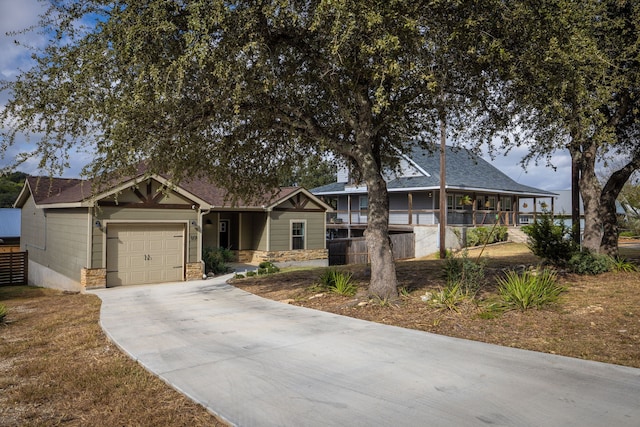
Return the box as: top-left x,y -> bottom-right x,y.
106,223 -> 185,286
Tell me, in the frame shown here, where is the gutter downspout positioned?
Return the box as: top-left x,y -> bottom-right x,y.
199,207 -> 212,263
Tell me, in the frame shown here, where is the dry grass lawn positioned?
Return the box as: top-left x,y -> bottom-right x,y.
0,286 -> 227,427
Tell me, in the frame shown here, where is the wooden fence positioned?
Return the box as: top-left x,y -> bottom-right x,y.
327,233 -> 415,266
0,251 -> 28,286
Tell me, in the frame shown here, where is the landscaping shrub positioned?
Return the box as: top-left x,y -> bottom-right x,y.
430,281 -> 468,312
442,249 -> 486,294
466,226 -> 508,247
568,251 -> 611,275
0,303 -> 6,323
331,271 -> 356,296
203,247 -> 235,275
258,261 -> 280,274
314,268 -> 356,296
497,268 -> 565,310
608,256 -> 638,273
522,213 -> 577,265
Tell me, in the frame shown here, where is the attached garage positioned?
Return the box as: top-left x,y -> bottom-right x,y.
106,223 -> 185,287
15,171 -> 330,292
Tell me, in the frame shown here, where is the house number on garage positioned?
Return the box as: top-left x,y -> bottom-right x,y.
190,234 -> 197,241
144,255 -> 152,261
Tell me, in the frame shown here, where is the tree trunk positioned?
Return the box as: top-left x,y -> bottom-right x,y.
363,172 -> 399,299
599,155 -> 640,256
579,142 -> 604,253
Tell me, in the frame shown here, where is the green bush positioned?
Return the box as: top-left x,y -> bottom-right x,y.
522,214 -> 577,265
442,249 -> 486,294
497,268 -> 565,310
256,261 -> 280,275
331,271 -> 356,296
246,271 -> 257,277
258,261 -> 280,274
430,281 -> 468,312
0,303 -> 7,322
203,247 -> 235,275
466,226 -> 508,247
608,256 -> 638,273
314,268 -> 356,296
233,273 -> 245,279
568,251 -> 611,275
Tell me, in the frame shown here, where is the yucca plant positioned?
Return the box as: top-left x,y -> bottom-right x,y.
430,281 -> 468,312
316,268 -> 338,290
497,268 -> 565,311
0,303 -> 7,323
330,270 -> 357,296
607,256 -> 638,273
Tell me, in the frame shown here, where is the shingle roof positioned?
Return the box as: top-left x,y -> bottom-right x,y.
20,174 -> 305,209
312,146 -> 555,196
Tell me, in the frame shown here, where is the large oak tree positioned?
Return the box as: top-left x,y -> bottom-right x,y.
1,1 -> 501,298
492,0 -> 640,256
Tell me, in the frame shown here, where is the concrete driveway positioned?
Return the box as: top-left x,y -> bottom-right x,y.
91,275 -> 640,427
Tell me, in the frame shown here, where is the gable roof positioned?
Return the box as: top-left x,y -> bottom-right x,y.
312,146 -> 555,197
14,173 -> 331,212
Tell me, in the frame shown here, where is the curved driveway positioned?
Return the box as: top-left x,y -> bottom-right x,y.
91,276 -> 640,427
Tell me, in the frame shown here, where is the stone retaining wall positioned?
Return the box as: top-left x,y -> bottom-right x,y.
236,249 -> 328,264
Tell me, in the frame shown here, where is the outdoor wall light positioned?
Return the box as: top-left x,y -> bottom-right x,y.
94,220 -> 102,228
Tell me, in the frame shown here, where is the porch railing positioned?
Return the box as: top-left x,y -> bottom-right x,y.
328,209 -> 535,227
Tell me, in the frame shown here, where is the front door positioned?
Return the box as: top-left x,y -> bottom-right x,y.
219,219 -> 230,248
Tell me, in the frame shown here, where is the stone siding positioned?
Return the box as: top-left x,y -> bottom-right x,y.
186,262 -> 204,281
81,268 -> 106,290
236,249 -> 328,264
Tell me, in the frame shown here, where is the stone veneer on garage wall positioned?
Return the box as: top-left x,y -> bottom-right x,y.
81,263 -> 202,289
236,249 -> 328,264
186,262 -> 204,280
81,268 -> 107,290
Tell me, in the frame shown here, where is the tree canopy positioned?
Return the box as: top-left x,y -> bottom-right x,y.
1,0 -> 507,298
490,0 -> 640,255
0,172 -> 27,207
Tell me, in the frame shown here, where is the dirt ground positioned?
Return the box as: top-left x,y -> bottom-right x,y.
231,242 -> 640,368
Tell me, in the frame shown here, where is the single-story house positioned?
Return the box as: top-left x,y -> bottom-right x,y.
311,145 -> 555,250
15,172 -> 331,292
0,208 -> 21,252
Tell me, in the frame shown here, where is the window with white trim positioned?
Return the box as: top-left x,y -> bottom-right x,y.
291,221 -> 306,250
359,196 -> 368,212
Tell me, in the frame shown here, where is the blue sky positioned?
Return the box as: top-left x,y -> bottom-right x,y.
0,0 -> 572,190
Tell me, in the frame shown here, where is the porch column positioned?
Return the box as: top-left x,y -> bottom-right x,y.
408,192 -> 413,225
496,195 -> 502,224
238,213 -> 243,250
347,194 -> 352,238
533,197 -> 537,222
472,193 -> 477,226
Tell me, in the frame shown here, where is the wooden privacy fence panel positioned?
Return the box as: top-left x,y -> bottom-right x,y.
0,251 -> 28,286
328,233 -> 415,266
